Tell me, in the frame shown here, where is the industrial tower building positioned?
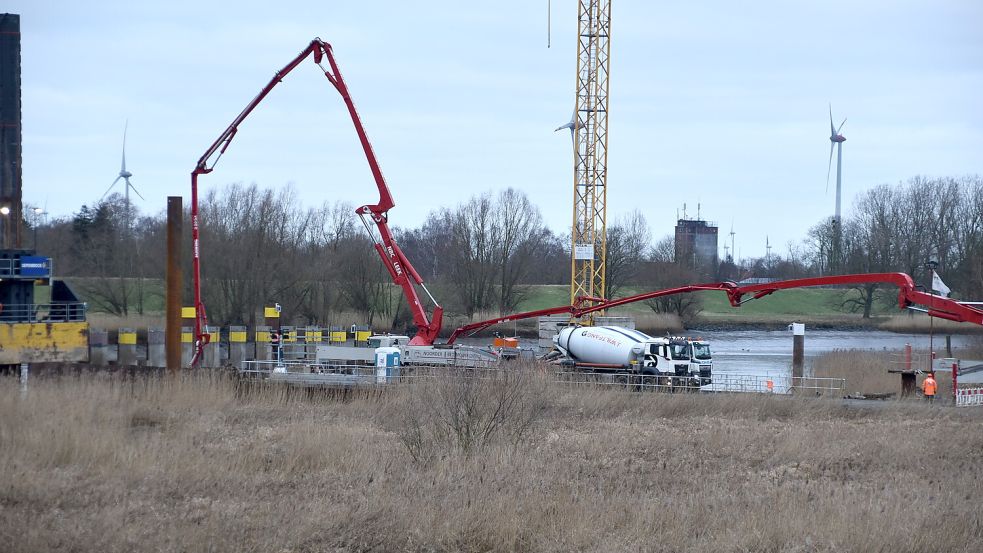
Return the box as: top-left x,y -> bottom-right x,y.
674,218 -> 718,275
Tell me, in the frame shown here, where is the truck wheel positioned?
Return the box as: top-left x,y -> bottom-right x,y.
637,370 -> 657,391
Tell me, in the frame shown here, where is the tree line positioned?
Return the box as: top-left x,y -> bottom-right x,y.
28,174 -> 983,331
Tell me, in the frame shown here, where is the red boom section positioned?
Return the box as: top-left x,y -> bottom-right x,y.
727,273 -> 983,325
445,283 -> 734,344
446,273 -> 983,344
189,39 -> 442,364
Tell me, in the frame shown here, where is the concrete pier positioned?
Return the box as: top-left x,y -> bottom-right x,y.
148,328 -> 165,368
181,326 -> 194,367
89,328 -> 108,367
255,325 -> 272,362
305,326 -> 321,359
118,328 -> 137,367
328,326 -> 347,343
203,326 -> 221,368
229,325 -> 249,368
280,326 -> 298,360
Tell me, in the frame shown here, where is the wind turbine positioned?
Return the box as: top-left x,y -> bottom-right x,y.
101,120 -> 144,231
554,108 -> 579,149
826,105 -> 847,227
729,221 -> 736,263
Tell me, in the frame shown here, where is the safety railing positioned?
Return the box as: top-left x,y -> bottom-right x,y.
553,371 -> 846,396
236,362 -> 846,396
0,302 -> 87,323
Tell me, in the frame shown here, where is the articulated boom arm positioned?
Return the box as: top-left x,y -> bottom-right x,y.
446,273 -> 983,345
190,38 -> 442,364
445,283 -> 734,344
727,273 -> 983,325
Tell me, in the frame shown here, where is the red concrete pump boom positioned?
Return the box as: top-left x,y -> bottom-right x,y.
189,39 -> 442,364
446,272 -> 983,344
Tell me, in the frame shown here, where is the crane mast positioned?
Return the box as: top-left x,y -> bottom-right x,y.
568,0 -> 612,309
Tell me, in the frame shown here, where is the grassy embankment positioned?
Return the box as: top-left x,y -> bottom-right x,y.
516,285 -> 983,334
2,368 -> 981,552
65,278 -> 982,335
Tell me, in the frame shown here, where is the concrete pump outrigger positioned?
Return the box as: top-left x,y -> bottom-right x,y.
190,39 -> 442,365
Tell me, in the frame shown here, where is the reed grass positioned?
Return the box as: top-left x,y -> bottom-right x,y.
2,368 -> 982,552
878,314 -> 983,334
812,349 -> 957,399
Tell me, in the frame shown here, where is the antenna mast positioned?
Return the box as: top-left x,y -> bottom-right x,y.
568,0 -> 612,307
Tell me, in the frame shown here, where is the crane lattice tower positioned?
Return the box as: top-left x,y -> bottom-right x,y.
568,0 -> 611,307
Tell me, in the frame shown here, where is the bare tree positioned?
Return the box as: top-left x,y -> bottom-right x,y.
493,188 -> 547,314
637,261 -> 704,326
605,209 -> 651,299
441,189 -> 548,317
806,217 -> 839,277
198,184 -> 314,326
70,195 -> 145,316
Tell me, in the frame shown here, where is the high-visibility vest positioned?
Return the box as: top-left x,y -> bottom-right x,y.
923,377 -> 937,396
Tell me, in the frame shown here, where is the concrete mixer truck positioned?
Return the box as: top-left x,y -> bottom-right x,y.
553,326 -> 712,386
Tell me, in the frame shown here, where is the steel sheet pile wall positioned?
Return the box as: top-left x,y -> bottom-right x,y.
0,13 -> 21,249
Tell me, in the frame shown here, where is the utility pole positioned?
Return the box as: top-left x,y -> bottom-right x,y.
925,259 -> 939,373
166,197 -> 183,373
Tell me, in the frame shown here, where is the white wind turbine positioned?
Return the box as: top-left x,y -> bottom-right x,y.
554,108 -> 579,148
729,220 -> 736,263
100,120 -> 144,230
826,105 -> 847,227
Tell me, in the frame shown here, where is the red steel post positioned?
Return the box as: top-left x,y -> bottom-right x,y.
952,361 -> 959,405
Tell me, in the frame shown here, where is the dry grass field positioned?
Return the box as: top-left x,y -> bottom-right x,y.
2,368 -> 982,552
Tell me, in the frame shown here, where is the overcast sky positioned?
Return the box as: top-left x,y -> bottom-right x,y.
9,0 -> 983,259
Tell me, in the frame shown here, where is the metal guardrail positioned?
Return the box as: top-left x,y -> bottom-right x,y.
554,371 -> 846,396
238,361 -> 845,396
0,302 -> 87,323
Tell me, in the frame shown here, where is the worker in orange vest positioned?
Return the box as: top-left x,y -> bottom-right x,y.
922,372 -> 937,403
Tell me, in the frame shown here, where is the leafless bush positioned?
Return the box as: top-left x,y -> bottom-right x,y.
392,366 -> 548,463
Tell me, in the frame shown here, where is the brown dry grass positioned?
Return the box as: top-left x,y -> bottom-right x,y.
812,347 -> 983,398
630,311 -> 684,335
2,368 -> 982,552
878,314 -> 983,334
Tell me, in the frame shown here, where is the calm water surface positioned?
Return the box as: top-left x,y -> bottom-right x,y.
501,329 -> 978,393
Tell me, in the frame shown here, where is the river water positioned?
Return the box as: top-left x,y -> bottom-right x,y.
693,329 -> 975,373
487,329 -> 978,393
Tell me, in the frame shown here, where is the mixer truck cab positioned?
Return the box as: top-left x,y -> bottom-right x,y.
553,326 -> 712,386
658,337 -> 713,385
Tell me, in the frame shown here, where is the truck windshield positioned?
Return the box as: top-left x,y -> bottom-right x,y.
693,343 -> 711,360
671,344 -> 691,359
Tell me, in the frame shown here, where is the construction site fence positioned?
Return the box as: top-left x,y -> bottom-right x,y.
236,362 -> 846,397
956,386 -> 983,407
553,371 -> 847,396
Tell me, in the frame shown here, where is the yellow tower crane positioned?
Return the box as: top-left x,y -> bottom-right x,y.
558,0 -> 612,310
